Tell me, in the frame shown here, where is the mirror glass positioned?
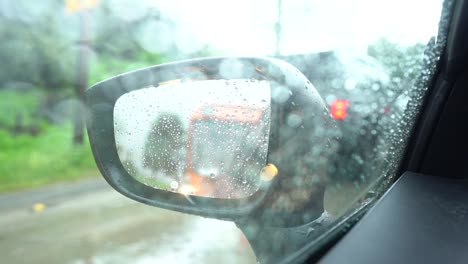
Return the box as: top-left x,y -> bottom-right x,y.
114,79 -> 271,199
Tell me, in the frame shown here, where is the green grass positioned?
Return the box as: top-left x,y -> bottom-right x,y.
88,54 -> 166,85
0,124 -> 99,193
0,89 -> 43,129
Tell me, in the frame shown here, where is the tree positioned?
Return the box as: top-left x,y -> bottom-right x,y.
0,2 -> 75,135
0,16 -> 74,91
334,39 -> 427,183
278,39 -> 428,184
143,113 -> 186,177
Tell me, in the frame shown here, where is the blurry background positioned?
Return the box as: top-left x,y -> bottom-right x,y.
0,0 -> 442,263
0,0 -> 441,192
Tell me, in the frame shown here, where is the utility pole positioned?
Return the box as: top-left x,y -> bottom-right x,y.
73,10 -> 89,144
275,0 -> 282,56
66,0 -> 98,144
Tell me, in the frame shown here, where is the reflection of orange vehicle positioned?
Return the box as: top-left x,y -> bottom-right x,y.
182,104 -> 269,198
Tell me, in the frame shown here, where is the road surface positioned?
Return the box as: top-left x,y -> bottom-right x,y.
0,178 -> 256,264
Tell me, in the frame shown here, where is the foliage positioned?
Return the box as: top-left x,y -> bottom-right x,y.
368,39 -> 426,87
0,16 -> 74,91
0,0 -> 217,191
0,89 -> 97,192
88,52 -> 166,85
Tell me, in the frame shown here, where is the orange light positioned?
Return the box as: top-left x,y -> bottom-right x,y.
330,99 -> 349,120
65,0 -> 98,14
260,163 -> 278,181
158,79 -> 182,86
178,185 -> 197,196
65,0 -> 80,13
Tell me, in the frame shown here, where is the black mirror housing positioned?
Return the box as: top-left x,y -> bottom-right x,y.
85,57 -> 338,227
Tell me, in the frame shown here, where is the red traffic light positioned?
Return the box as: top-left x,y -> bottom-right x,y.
330,99 -> 349,120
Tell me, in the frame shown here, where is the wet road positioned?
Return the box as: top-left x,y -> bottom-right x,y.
0,178 -> 256,264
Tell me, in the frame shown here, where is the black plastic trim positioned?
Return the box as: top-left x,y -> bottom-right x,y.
85,56 -> 334,226
319,171 -> 468,264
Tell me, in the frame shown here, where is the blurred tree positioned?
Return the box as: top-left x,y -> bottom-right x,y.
335,39 -> 427,183
0,16 -> 74,91
143,113 -> 186,177
368,38 -> 426,90
279,39 -> 427,184
0,0 -> 214,142
0,3 -> 74,134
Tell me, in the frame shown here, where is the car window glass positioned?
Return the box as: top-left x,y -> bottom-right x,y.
0,0 -> 446,263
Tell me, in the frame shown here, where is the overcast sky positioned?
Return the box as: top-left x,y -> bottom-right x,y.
135,0 -> 444,55
1,0 -> 444,55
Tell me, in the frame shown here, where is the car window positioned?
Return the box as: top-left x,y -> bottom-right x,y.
0,0 -> 446,263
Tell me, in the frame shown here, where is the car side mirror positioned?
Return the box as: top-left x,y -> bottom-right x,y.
86,57 -> 337,227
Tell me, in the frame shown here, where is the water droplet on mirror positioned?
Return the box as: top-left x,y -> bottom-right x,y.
170,181 -> 179,191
